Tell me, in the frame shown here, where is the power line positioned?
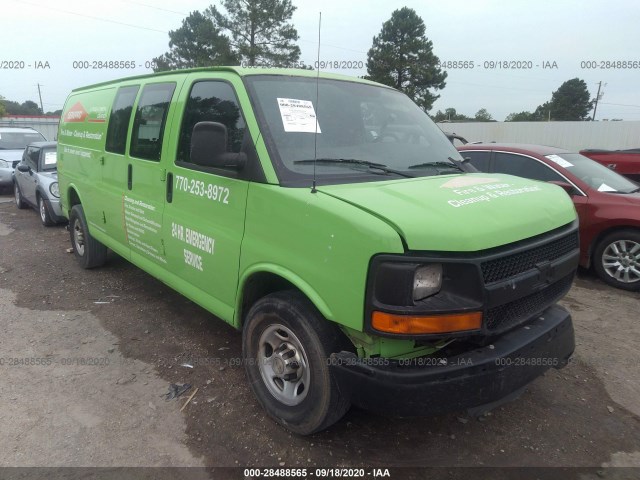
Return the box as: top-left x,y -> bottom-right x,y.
14,0 -> 167,34
118,0 -> 188,16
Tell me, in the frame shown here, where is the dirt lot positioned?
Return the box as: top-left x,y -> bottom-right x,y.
1,191 -> 639,476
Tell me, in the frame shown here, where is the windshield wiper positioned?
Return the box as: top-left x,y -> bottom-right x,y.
294,158 -> 414,178
407,160 -> 465,173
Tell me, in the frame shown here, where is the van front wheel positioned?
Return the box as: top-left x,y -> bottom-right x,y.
69,204 -> 107,269
242,291 -> 351,435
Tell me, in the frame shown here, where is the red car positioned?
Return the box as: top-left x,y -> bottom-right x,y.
458,143 -> 640,291
580,149 -> 640,183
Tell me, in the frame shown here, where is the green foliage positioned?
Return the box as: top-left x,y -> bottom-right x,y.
431,108 -> 470,122
0,98 -> 42,115
0,97 -> 6,117
365,7 -> 446,111
506,78 -> 593,121
547,78 -> 593,120
474,108 -> 493,122
431,107 -> 494,122
504,111 -> 540,122
152,10 -> 237,72
207,0 -> 300,67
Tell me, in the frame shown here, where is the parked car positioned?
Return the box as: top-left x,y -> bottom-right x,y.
0,127 -> 47,190
14,141 -> 65,226
458,143 -> 640,291
580,148 -> 640,183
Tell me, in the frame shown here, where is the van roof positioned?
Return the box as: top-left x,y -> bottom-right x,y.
71,66 -> 388,92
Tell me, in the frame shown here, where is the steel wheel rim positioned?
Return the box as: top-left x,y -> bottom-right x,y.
258,323 -> 310,406
39,199 -> 46,222
602,239 -> 640,284
73,219 -> 85,256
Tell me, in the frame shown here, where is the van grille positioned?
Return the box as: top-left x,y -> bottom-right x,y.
481,232 -> 578,285
485,274 -> 573,333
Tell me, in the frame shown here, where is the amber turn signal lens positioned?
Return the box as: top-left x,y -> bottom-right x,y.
372,311 -> 482,334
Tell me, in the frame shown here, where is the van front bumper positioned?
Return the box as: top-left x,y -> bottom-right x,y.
330,303 -> 574,417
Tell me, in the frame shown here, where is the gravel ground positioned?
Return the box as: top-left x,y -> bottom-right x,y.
0,191 -> 639,477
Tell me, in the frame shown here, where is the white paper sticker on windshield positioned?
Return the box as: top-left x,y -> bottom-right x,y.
44,151 -> 57,165
277,98 -> 321,133
546,154 -> 573,168
597,183 -> 616,192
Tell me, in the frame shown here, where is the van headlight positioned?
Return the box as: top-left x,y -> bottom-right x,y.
413,264 -> 443,301
0,159 -> 9,168
49,182 -> 60,198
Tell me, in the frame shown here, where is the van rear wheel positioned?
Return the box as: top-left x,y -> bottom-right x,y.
69,204 -> 107,269
242,291 -> 351,435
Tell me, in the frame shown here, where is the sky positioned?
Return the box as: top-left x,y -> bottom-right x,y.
3,0 -> 640,121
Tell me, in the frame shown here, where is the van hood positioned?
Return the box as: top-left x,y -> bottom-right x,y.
318,174 -> 577,252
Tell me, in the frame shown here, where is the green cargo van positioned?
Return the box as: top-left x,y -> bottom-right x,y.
57,67 -> 579,434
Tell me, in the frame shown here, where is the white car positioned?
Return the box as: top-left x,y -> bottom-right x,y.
0,127 -> 46,190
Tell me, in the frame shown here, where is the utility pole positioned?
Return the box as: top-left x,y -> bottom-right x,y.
592,81 -> 604,121
37,83 -> 44,114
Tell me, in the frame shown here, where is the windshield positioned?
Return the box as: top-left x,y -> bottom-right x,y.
0,131 -> 46,150
245,76 -> 464,185
41,147 -> 57,170
546,153 -> 638,193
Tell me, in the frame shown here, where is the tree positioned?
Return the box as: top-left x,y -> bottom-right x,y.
545,78 -> 593,120
474,108 -> 493,122
152,11 -> 237,72
0,98 -> 42,115
365,7 -> 446,111
505,78 -> 592,122
0,96 -> 6,117
505,111 -> 540,122
207,0 -> 300,67
431,108 -> 470,122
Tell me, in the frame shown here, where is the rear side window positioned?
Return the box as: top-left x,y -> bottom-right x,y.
462,150 -> 491,172
106,85 -> 139,155
177,81 -> 245,164
130,83 -> 176,161
493,152 -> 563,182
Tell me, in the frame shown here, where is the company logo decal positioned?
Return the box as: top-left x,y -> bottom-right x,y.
64,102 -> 88,123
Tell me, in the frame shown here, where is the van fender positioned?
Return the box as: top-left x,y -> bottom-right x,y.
235,263 -> 334,328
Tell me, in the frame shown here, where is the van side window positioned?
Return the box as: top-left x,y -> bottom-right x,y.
177,81 -> 246,164
130,83 -> 176,161
105,85 -> 139,155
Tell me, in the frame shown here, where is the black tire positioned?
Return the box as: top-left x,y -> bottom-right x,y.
38,195 -> 55,227
14,182 -> 27,209
69,204 -> 107,269
242,290 -> 352,435
593,229 -> 640,291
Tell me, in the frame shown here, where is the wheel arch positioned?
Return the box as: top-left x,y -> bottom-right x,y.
588,224 -> 640,268
65,185 -> 83,216
235,265 -> 335,329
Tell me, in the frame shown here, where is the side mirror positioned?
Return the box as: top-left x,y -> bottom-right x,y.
190,121 -> 246,170
549,180 -> 577,195
17,164 -> 30,173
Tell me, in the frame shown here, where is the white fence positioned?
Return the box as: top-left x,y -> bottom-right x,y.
438,121 -> 640,152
